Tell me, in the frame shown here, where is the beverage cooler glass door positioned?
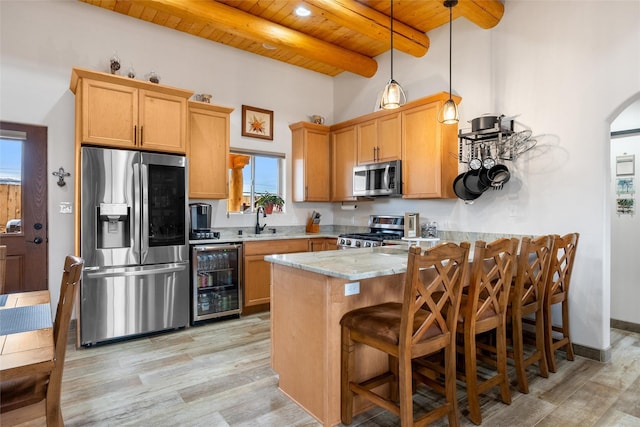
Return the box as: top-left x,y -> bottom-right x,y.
192,244 -> 243,323
141,152 -> 188,265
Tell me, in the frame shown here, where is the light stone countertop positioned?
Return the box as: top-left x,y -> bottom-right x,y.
265,246 -> 411,281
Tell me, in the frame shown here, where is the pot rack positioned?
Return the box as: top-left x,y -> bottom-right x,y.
457,116 -> 537,166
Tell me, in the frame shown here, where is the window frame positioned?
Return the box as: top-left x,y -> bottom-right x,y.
228,149 -> 285,214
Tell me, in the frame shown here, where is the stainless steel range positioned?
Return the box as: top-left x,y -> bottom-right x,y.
337,215 -> 405,249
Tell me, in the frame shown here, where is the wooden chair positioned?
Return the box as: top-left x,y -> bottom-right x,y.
340,242 -> 471,427
507,235 -> 552,394
0,244 -> 6,294
543,233 -> 579,373
1,255 -> 84,426
457,238 -> 518,425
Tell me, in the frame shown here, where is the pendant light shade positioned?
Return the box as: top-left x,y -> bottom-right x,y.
439,0 -> 459,124
380,0 -> 406,110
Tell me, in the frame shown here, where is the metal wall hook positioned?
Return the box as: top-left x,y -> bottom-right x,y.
52,167 -> 70,187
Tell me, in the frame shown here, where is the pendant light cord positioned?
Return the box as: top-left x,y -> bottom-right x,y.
390,0 -> 394,80
448,4 -> 452,97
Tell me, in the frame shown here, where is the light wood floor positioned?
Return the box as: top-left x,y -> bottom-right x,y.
4,313 -> 640,427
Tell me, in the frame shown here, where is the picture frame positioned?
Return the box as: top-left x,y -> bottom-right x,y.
241,105 -> 273,140
616,154 -> 635,176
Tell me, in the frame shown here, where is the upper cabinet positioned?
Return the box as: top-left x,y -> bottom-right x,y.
356,112 -> 401,164
290,122 -> 331,202
401,95 -> 460,199
70,67 -> 192,154
188,101 -> 234,199
330,92 -> 460,200
331,124 -> 357,202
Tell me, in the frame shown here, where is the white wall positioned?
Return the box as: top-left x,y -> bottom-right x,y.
1,0 -> 639,354
334,0 -> 640,354
0,0 -> 334,309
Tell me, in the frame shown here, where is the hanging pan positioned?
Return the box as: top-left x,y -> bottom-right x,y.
453,172 -> 482,202
462,168 -> 490,194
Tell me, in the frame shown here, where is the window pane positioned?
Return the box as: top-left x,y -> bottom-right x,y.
0,138 -> 22,233
228,151 -> 283,214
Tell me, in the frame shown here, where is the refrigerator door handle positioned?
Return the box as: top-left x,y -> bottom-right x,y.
85,263 -> 187,279
133,161 -> 141,260
140,162 -> 149,262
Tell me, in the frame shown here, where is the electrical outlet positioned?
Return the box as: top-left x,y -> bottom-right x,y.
59,202 -> 72,214
344,282 -> 360,296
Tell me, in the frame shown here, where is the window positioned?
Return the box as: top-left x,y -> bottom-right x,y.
228,150 -> 285,214
0,133 -> 24,234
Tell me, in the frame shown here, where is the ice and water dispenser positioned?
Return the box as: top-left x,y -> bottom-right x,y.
96,203 -> 130,249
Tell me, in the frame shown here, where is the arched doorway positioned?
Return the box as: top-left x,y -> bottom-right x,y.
608,95 -> 640,331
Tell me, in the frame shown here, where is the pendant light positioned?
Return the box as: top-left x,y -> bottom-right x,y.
439,0 -> 459,124
380,0 -> 406,110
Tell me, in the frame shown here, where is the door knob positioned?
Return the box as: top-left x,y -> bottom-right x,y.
33,237 -> 43,244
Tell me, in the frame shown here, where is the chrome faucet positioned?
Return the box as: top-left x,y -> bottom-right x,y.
255,206 -> 267,234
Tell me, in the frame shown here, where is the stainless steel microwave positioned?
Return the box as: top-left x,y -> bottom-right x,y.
353,160 -> 402,197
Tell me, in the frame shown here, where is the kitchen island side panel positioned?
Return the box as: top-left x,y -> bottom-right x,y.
270,263 -> 405,426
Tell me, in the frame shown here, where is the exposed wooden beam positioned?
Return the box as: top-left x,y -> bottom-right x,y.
306,0 -> 430,57
457,0 -> 505,29
146,0 -> 379,77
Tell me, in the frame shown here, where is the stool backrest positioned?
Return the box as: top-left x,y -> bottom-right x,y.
400,242 -> 471,354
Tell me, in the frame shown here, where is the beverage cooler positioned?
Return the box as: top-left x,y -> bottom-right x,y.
191,243 -> 242,323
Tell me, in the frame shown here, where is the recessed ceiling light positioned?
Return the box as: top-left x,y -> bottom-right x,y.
294,6 -> 311,17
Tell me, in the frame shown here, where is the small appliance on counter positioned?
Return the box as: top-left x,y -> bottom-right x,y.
189,203 -> 219,240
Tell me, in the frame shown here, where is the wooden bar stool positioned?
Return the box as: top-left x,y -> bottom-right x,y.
507,235 -> 552,393
1,255 -> 84,426
543,233 -> 580,373
340,242 -> 470,427
457,238 -> 518,425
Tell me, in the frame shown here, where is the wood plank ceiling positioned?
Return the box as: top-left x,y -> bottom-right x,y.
80,0 -> 504,77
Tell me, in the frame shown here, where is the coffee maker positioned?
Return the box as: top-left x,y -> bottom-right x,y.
189,203 -> 219,240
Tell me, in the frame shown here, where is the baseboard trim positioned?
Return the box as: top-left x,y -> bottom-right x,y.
611,318 -> 640,334
572,342 -> 611,363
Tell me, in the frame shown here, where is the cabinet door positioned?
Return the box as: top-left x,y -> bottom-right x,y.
357,119 -> 377,164
377,112 -> 401,161
188,105 -> 231,199
139,89 -> 187,154
291,124 -> 330,202
309,239 -> 325,252
402,102 -> 458,198
244,254 -> 271,306
80,79 -> 138,148
331,125 -> 357,201
324,238 -> 338,251
244,239 -> 310,309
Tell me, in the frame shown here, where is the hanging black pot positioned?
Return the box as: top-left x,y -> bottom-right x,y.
471,115 -> 499,132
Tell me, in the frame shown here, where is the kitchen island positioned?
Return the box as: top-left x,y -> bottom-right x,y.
265,247 -> 411,427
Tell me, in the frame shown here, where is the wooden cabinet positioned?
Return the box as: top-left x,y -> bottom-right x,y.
330,125 -> 357,201
243,239 -> 310,310
187,101 -> 234,199
401,97 -> 459,198
290,122 -> 330,202
70,67 -> 192,153
309,237 -> 339,251
356,112 -> 401,164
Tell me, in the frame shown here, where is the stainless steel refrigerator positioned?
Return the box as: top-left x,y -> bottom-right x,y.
80,146 -> 189,346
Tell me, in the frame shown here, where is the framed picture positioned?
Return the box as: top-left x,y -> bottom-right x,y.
242,105 -> 273,140
616,154 -> 635,176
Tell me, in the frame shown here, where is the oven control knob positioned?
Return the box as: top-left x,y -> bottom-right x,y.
355,241 -> 361,247
345,239 -> 351,246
